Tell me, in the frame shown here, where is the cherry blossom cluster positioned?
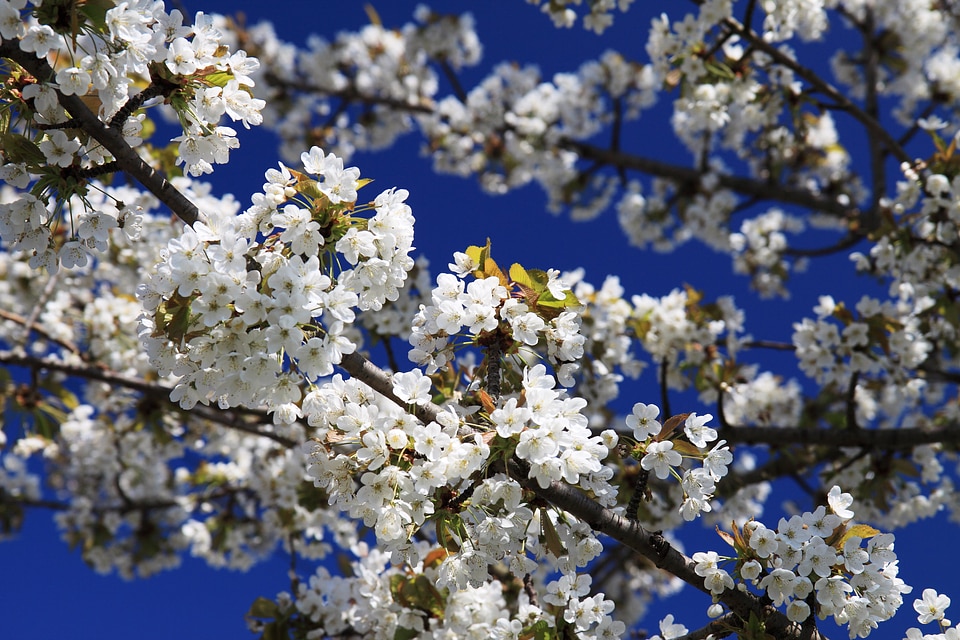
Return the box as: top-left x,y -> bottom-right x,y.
523,0 -> 636,34
137,148 -> 414,416
8,0 -> 262,128
254,538 -> 628,640
703,486 -> 911,639
303,366 -> 625,637
418,50 -> 658,215
0,0 -> 263,270
630,287 -> 746,392
560,273 -> 646,410
616,175 -> 739,255
729,208 -> 806,299
0,176 -> 359,579
304,362 -> 618,543
408,248 -> 585,383
622,403 -> 732,522
226,5 -> 481,164
793,294 -> 932,403
0,181 -> 145,273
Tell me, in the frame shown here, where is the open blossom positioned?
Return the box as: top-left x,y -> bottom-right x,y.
915,589 -> 951,625
641,441 -> 681,479
828,485 -> 855,519
683,412 -> 716,447
760,568 -> 797,606
626,402 -> 661,439
392,369 -> 433,405
39,131 -> 80,167
55,66 -> 91,96
651,614 -> 687,640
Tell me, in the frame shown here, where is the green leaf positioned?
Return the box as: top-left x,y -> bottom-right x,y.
394,628 -> 419,640
524,267 -> 551,292
204,71 -> 234,87
32,409 -> 59,440
509,263 -> 534,289
520,619 -> 557,640
390,574 -> 407,601
391,574 -> 446,618
1,133 -> 45,167
537,289 -> 579,310
155,295 -> 194,343
465,240 -> 491,273
539,508 -> 566,558
705,59 -> 735,80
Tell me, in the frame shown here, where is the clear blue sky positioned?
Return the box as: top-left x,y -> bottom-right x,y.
2,2 -> 957,639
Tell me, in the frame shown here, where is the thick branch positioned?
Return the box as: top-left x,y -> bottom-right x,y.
723,424 -> 960,449
339,351 -> 442,425
675,612 -> 738,640
0,42 -> 203,227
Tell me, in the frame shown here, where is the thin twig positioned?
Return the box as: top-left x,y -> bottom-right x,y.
0,350 -> 296,447
0,308 -> 83,357
19,269 -> 61,349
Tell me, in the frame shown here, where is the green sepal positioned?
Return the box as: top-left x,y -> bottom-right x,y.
435,510 -> 466,552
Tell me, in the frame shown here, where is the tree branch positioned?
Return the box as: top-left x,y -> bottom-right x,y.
263,72 -> 436,115
0,308 -> 83,357
723,424 -> 960,449
564,139 -> 858,218
0,350 -> 296,448
722,17 -> 913,169
0,42 -> 204,228
260,46 -> 872,224
339,351 -> 442,426
674,612 -> 738,640
512,459 -> 829,640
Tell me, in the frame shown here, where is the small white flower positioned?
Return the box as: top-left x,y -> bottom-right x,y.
641,441 -> 681,479
741,559 -> 762,581
392,369 -> 433,405
915,588 -> 951,625
39,131 -> 81,168
683,412 -> 716,447
55,67 -> 92,96
626,402 -> 661,440
827,485 -> 855,519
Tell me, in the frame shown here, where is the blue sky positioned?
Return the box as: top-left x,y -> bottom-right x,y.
2,2 -> 957,639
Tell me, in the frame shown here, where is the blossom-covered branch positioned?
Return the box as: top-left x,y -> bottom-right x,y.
0,41 -> 205,227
